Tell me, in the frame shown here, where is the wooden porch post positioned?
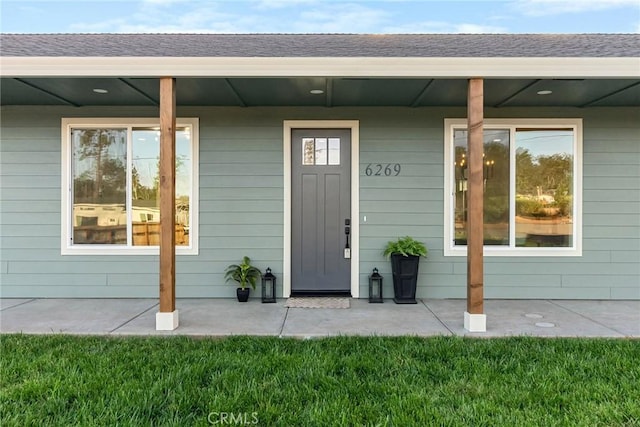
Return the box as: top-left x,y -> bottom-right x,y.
465,77 -> 486,332
156,77 -> 178,330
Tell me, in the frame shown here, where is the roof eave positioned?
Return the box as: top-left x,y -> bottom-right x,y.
1,57 -> 639,78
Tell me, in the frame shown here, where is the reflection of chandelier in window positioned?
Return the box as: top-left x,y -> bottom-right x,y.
455,153 -> 467,181
454,153 -> 467,194
455,152 -> 496,190
484,158 -> 495,179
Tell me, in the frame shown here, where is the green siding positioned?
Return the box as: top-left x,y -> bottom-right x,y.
1,105 -> 638,299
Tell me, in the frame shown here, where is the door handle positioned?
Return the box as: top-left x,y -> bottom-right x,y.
344,218 -> 351,259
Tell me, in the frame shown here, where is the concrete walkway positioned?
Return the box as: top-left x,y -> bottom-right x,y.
1,298 -> 638,338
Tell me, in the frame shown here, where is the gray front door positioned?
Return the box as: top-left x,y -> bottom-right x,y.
291,129 -> 351,294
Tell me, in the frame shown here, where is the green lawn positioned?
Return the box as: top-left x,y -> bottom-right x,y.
1,335 -> 639,426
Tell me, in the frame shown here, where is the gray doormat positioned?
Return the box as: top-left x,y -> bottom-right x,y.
285,297 -> 350,309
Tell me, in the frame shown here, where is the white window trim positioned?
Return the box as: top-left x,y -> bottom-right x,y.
61,117 -> 199,255
444,118 -> 582,257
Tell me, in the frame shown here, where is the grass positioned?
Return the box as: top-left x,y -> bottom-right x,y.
1,335 -> 639,426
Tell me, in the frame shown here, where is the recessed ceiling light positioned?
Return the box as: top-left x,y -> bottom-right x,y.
93,88 -> 109,94
310,89 -> 324,94
537,90 -> 552,95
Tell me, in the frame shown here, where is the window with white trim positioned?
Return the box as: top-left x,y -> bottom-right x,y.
61,118 -> 199,255
444,119 -> 582,257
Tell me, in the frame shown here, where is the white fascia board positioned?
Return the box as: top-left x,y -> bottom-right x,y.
2,57 -> 639,78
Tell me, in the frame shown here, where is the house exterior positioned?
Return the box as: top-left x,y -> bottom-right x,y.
1,34 -> 639,303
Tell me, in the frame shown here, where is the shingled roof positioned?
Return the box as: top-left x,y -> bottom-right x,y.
2,33 -> 639,57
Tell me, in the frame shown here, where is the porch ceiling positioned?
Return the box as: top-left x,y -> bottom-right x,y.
1,77 -> 639,108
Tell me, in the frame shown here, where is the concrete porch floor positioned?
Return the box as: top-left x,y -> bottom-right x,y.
1,298 -> 638,338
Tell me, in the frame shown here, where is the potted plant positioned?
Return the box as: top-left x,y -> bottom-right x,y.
224,256 -> 262,302
383,236 -> 428,304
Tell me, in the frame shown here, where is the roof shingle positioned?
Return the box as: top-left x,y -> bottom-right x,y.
1,33 -> 638,58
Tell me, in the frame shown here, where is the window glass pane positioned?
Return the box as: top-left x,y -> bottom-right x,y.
315,138 -> 327,165
303,138 -> 315,165
175,128 -> 191,246
454,129 -> 510,246
515,129 -> 574,247
328,138 -> 340,165
132,127 -> 191,246
132,128 -> 160,246
72,129 -> 127,244
453,129 -> 468,245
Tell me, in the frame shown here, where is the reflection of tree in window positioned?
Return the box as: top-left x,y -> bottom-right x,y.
515,129 -> 574,247
515,130 -> 573,219
71,126 -> 192,246
73,129 -> 126,204
450,123 -> 578,250
454,129 -> 510,246
72,129 -> 127,245
131,128 -> 190,246
132,155 -> 187,202
303,139 -> 315,165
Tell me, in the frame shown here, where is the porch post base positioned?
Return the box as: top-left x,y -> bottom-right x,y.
156,310 -> 179,330
464,311 -> 486,332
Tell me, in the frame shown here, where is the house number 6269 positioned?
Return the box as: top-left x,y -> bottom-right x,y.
365,163 -> 401,176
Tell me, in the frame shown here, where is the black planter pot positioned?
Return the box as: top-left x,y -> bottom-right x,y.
390,254 -> 420,304
236,287 -> 250,302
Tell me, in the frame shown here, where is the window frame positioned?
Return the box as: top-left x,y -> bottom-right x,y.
61,117 -> 199,255
444,118 -> 582,257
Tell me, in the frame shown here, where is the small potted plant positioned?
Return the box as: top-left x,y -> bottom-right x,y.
224,256 -> 262,302
383,236 -> 428,304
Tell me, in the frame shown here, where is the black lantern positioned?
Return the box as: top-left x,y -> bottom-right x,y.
369,268 -> 383,303
261,267 -> 276,303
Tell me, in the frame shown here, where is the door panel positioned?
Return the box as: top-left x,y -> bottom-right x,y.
292,129 -> 351,294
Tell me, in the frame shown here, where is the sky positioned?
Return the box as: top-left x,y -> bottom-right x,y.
1,0 -> 638,34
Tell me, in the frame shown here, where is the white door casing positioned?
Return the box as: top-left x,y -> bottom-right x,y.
283,120 -> 360,298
